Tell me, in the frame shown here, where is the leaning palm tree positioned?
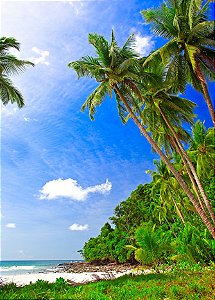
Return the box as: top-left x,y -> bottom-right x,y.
188,121 -> 215,179
69,31 -> 215,238
147,160 -> 186,224
137,62 -> 214,224
141,0 -> 215,126
0,37 -> 34,108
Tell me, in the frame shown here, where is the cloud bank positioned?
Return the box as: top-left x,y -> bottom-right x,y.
69,223 -> 89,231
39,178 -> 112,201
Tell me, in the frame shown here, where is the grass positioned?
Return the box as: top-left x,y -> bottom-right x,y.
1,268 -> 215,300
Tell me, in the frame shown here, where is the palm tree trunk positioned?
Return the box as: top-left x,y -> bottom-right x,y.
201,81 -> 215,127
172,197 -> 185,224
196,65 -> 215,127
159,107 -> 215,224
171,137 -> 207,212
114,84 -> 215,239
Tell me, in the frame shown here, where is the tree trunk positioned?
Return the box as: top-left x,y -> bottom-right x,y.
114,85 -> 215,239
172,197 -> 185,225
171,138 -> 206,212
196,66 -> 215,127
201,81 -> 215,127
159,107 -> 215,224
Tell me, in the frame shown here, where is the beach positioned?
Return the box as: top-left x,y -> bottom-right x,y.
1,270 -> 131,286
1,262 -> 145,286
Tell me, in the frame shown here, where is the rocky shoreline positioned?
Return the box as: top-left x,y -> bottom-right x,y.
56,261 -> 139,274
1,262 -> 142,287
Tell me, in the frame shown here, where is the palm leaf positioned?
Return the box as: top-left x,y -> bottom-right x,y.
0,55 -> 34,76
88,33 -> 110,67
81,82 -> 108,120
0,37 -> 20,52
0,75 -> 24,108
120,34 -> 138,58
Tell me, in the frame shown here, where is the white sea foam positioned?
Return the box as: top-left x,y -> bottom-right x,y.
0,266 -> 36,272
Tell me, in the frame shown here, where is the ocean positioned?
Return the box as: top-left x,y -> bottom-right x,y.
0,260 -> 80,276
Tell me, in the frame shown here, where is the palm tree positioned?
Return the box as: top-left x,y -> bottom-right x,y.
69,31 -> 215,238
135,61 -> 214,223
147,160 -> 186,224
188,121 -> 215,179
141,0 -> 215,126
0,37 -> 34,108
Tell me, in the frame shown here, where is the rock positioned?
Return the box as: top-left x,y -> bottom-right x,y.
56,261 -> 138,274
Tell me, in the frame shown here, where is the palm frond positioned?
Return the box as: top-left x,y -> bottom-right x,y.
0,55 -> 34,76
0,37 -> 20,52
68,56 -> 104,80
115,93 -> 129,124
141,4 -> 177,39
0,75 -> 24,108
120,34 -> 138,58
81,82 -> 108,120
189,21 -> 215,41
143,39 -> 178,67
109,30 -> 119,68
88,33 -> 110,67
184,43 -> 201,73
165,54 -> 188,93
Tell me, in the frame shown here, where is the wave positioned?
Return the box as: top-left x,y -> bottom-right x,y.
0,266 -> 37,272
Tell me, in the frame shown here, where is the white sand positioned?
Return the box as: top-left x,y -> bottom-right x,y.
1,270 -> 136,286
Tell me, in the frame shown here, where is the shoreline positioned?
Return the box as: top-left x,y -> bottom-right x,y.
1,262 -> 149,286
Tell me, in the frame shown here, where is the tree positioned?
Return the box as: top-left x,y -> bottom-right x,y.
141,0 -> 215,126
0,37 -> 34,108
188,121 -> 215,179
69,31 -> 215,238
147,160 -> 186,224
128,223 -> 173,266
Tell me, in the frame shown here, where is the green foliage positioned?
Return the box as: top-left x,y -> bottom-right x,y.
1,269 -> 215,300
82,184 -> 157,263
188,121 -> 215,179
0,36 -> 34,108
133,223 -> 173,266
173,223 -> 215,263
69,0 -> 214,266
81,139 -> 215,265
82,223 -> 114,262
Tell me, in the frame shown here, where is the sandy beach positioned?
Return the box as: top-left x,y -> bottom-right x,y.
0,262 -> 152,286
1,269 -> 138,286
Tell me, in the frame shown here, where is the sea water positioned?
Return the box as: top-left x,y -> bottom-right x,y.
0,260 -> 80,276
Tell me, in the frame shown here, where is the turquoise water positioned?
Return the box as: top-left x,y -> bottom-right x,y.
0,260 -> 80,276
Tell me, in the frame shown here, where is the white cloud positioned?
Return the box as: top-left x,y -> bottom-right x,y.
134,34 -> 154,56
30,47 -> 50,65
6,223 -> 16,229
69,223 -> 89,231
39,178 -> 112,201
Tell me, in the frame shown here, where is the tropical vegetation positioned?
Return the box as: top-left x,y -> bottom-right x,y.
68,0 -> 214,266
69,34 -> 214,239
1,1 -> 214,298
1,266 -> 214,299
141,0 -> 215,126
0,36 -> 34,108
80,125 -> 215,265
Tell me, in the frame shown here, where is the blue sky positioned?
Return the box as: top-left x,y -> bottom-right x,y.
1,0 -> 214,260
